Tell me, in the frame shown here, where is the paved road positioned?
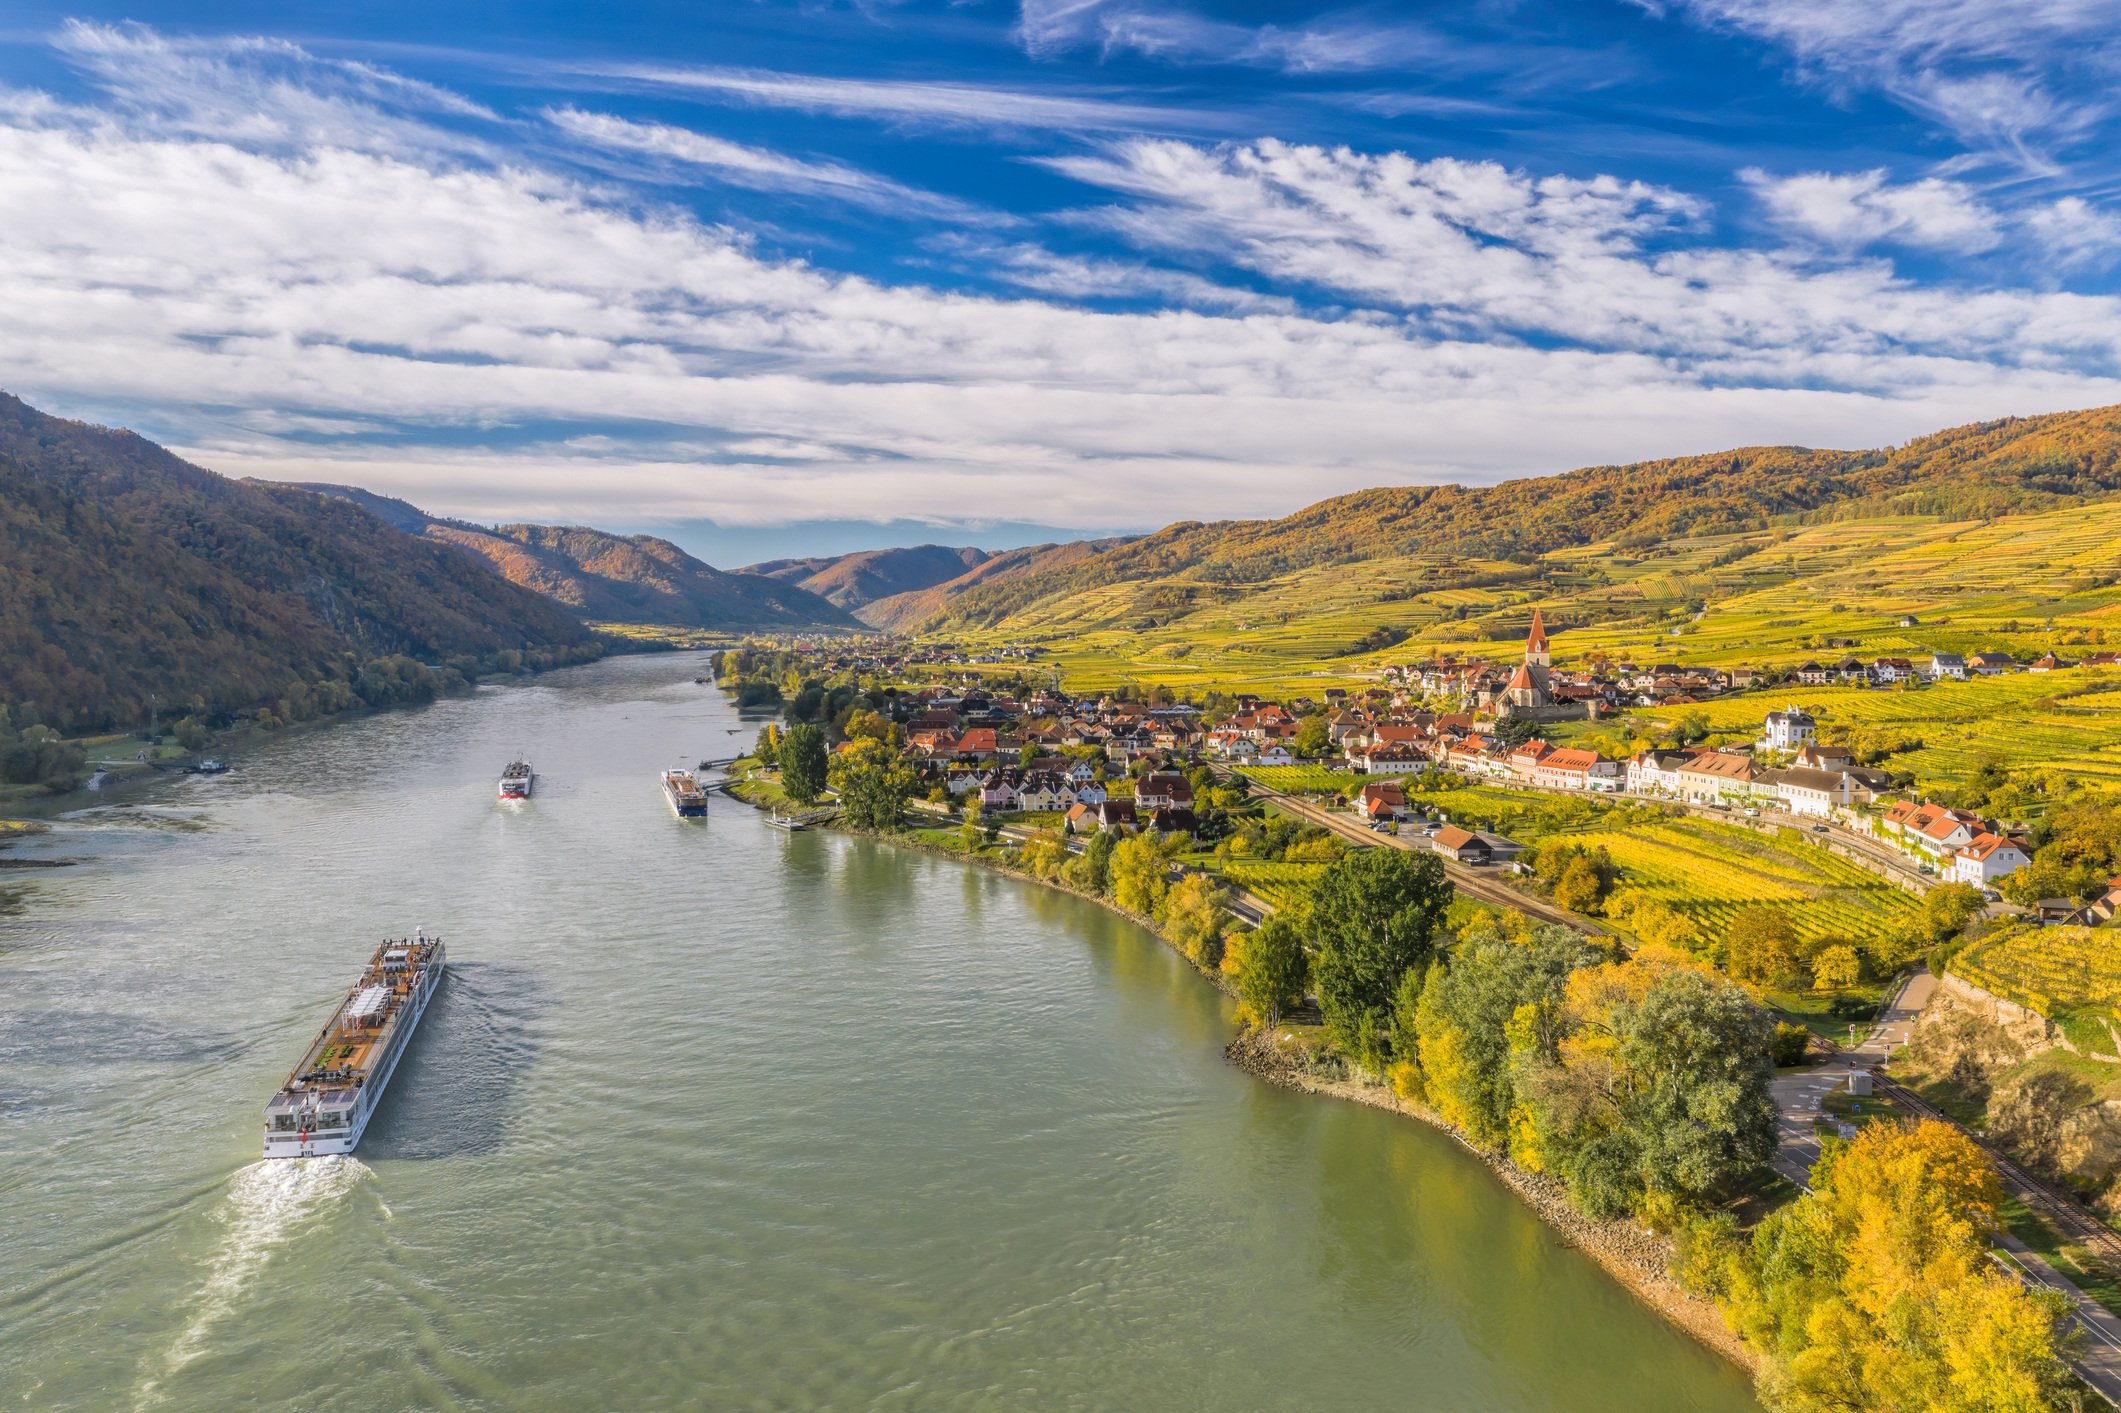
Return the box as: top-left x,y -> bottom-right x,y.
1769,968 -> 1935,1187
1773,969 -> 2121,1405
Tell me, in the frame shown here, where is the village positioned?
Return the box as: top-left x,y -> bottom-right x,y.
764,610 -> 2121,926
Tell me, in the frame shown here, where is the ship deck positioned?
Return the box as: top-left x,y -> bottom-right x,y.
283,937 -> 441,1088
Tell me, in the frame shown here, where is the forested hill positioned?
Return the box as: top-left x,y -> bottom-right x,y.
420,523 -> 861,630
0,394 -> 599,733
740,544 -> 991,610
913,405 -> 2121,632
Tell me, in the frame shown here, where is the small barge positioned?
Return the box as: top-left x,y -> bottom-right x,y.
263,930 -> 445,1158
662,768 -> 709,817
498,759 -> 535,800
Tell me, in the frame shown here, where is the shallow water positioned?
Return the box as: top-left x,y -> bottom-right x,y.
0,655 -> 1759,1410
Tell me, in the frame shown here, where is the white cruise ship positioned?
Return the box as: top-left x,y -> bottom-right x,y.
262,931 -> 445,1158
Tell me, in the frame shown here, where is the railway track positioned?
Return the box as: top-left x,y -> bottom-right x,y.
1234,776 -> 1605,935
1873,1073 -> 2121,1273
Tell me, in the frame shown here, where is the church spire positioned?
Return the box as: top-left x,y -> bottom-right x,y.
1525,607 -> 1550,667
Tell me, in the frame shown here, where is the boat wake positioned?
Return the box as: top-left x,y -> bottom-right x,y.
134,1156 -> 369,1407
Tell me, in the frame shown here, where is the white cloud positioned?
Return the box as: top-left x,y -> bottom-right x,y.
2,29 -> 2119,536
543,106 -> 986,220
1742,168 -> 2001,251
575,61 -> 1201,134
2026,196 -> 2121,268
1044,139 -> 2121,368
1637,0 -> 2121,167
1019,0 -> 1455,74
53,19 -> 500,157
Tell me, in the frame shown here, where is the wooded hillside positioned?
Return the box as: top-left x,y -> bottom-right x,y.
0,394 -> 599,732
742,544 -> 991,610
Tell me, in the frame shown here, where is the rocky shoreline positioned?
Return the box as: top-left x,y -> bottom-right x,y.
1225,1026 -> 1759,1373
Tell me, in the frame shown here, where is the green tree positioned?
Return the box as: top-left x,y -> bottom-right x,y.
1608,969 -> 1777,1208
1293,713 -> 1332,758
752,723 -> 781,769
780,722 -> 829,804
1069,829 -> 1117,895
1227,915 -> 1309,1027
827,738 -> 915,830
1415,925 -> 1591,1148
1307,848 -> 1454,1071
1726,906 -> 1800,986
1921,882 -> 1985,945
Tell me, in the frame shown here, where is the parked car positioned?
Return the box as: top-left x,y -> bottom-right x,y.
1744,807 -> 1761,817
1811,823 -> 1830,833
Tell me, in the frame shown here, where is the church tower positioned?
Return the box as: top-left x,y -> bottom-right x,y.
1524,607 -> 1551,670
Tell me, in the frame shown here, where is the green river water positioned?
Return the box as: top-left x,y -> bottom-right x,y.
0,655 -> 1760,1410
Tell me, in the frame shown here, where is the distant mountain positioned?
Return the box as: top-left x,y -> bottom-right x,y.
0,393 -> 598,732
741,544 -> 992,610
855,540 -> 1125,631
422,523 -> 861,630
284,487 -> 860,631
902,406 -> 2121,634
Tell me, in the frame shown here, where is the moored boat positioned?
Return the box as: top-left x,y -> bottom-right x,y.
262,930 -> 445,1158
662,768 -> 708,817
498,759 -> 535,800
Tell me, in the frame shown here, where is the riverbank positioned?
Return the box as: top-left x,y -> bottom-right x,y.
720,768 -> 1760,1381
1225,1028 -> 1759,1374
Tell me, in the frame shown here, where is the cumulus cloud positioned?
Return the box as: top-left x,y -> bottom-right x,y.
2,27 -> 2119,534
1742,168 -> 2002,251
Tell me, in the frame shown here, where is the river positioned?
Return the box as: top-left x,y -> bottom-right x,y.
0,655 -> 1759,1410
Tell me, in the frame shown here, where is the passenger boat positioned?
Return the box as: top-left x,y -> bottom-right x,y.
262,930 -> 445,1158
189,758 -> 230,775
498,759 -> 535,800
662,767 -> 709,817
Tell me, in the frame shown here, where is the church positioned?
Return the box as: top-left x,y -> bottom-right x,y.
1495,608 -> 1592,723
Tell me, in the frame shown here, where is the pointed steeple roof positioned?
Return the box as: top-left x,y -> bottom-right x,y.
1526,607 -> 1548,653
1507,663 -> 1536,691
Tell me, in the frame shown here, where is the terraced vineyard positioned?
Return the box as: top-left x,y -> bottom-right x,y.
1621,667 -> 2121,788
1954,926 -> 2121,1022
1564,818 -> 1923,945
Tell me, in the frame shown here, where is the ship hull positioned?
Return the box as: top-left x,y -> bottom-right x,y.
263,945 -> 445,1159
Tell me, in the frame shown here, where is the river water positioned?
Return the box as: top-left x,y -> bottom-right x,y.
0,655 -> 1758,1410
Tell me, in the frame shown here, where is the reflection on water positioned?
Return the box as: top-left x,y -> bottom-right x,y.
0,656 -> 1759,1412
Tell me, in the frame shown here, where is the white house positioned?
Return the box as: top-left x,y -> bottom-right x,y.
1927,653 -> 1968,681
1760,705 -> 1817,752
1774,766 -> 1859,818
1951,834 -> 2030,886
1626,748 -> 1693,796
1256,744 -> 1296,767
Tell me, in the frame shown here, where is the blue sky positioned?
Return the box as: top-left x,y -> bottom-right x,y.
2,1 -> 2119,563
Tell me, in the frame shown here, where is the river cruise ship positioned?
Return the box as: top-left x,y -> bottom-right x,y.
662,768 -> 709,817
498,759 -> 535,800
262,931 -> 446,1158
